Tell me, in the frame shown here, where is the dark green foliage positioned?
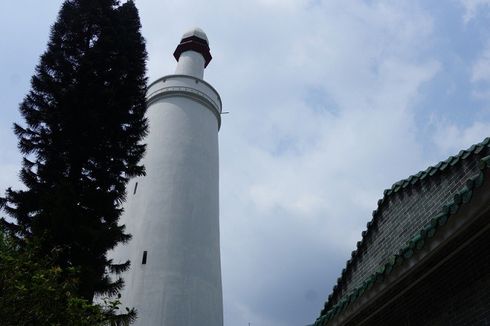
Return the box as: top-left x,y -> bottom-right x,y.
0,228 -> 136,326
0,0 -> 147,306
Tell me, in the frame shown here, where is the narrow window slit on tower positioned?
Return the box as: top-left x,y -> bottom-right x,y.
142,251 -> 147,264
133,182 -> 138,195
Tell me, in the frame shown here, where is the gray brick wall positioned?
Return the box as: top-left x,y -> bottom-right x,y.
339,153 -> 483,299
345,224 -> 490,326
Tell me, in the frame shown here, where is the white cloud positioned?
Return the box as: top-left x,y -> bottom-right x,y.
459,0 -> 490,23
432,120 -> 490,154
182,1 -> 441,324
472,43 -> 490,82
471,42 -> 490,99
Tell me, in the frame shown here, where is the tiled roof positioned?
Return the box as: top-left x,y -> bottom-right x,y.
314,137 -> 490,326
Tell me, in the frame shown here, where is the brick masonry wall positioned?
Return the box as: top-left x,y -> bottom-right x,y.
340,152 -> 485,299
346,224 -> 490,326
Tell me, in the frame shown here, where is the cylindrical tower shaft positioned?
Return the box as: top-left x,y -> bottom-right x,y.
110,28 -> 223,326
175,51 -> 205,78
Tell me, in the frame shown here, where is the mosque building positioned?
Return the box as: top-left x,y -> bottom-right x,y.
313,138 -> 490,325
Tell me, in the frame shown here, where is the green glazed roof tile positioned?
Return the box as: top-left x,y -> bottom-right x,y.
439,161 -> 449,171
428,165 -> 439,175
434,161 -> 444,168
475,171 -> 484,187
385,262 -> 394,274
450,156 -> 461,166
403,247 -> 414,258
425,224 -> 437,238
441,204 -> 450,215
436,212 -> 449,226
480,155 -> 490,168
475,145 -> 485,154
462,148 -> 473,159
430,217 -> 438,227
393,254 -> 404,266
415,237 -> 425,250
449,202 -> 459,214
365,277 -> 374,289
411,172 -> 423,184
409,233 -> 423,249
453,193 -> 462,205
419,170 -> 429,180
402,179 -> 411,188
462,189 -> 473,204
387,255 -> 397,266
437,214 -> 448,226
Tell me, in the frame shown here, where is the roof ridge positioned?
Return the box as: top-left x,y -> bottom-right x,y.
384,137 -> 489,197
316,137 -> 490,324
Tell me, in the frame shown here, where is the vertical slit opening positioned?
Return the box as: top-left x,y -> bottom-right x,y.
142,251 -> 147,264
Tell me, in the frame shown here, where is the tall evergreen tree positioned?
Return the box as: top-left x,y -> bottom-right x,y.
0,0 -> 147,303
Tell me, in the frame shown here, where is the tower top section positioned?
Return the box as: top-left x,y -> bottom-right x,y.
174,27 -> 212,68
182,27 -> 209,44
148,28 -> 222,128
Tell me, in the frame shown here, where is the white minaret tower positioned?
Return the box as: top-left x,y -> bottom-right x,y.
112,28 -> 223,326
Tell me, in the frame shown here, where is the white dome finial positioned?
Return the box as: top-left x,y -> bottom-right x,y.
182,27 -> 209,44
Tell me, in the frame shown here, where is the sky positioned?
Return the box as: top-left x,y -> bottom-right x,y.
1,0 -> 490,325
